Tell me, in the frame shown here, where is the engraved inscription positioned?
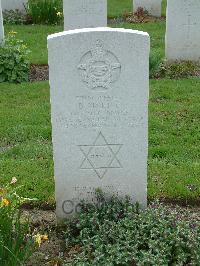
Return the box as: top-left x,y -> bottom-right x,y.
55,95 -> 145,129
71,2 -> 104,16
74,185 -> 127,202
180,0 -> 200,50
78,40 -> 121,90
62,185 -> 128,214
74,185 -> 125,199
78,132 -> 123,179
182,14 -> 197,40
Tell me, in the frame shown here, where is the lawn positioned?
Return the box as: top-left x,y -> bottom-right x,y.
1,0 -> 200,205
5,21 -> 165,65
1,3 -> 200,266
5,25 -> 63,65
4,0 -> 166,64
108,0 -> 132,18
108,0 -> 167,18
0,79 -> 199,203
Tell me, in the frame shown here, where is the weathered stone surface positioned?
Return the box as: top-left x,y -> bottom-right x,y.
64,0 -> 107,30
166,0 -> 200,62
48,28 -> 150,219
133,0 -> 162,17
1,0 -> 27,11
0,0 -> 4,44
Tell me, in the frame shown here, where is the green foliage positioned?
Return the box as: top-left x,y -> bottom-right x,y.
108,0 -> 166,18
0,78 -> 200,202
65,193 -> 200,265
27,0 -> 63,25
108,0 -> 132,18
155,61 -> 200,79
149,52 -> 163,78
1,15 -> 200,203
0,182 -> 33,266
4,21 -> 165,65
0,32 -> 30,83
3,10 -> 27,25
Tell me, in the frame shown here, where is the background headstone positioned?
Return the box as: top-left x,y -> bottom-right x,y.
133,0 -> 162,17
48,28 -> 150,219
1,0 -> 27,11
64,0 -> 107,30
0,0 -> 4,44
166,0 -> 200,62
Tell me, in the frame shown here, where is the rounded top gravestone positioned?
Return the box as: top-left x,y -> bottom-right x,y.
0,0 -> 4,44
1,0 -> 27,11
133,0 -> 162,17
48,28 -> 150,220
166,0 -> 200,62
63,0 -> 107,30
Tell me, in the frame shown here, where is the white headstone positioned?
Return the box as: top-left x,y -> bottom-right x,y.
1,0 -> 27,11
166,0 -> 200,62
0,0 -> 4,44
48,28 -> 150,219
133,0 -> 162,17
63,0 -> 107,30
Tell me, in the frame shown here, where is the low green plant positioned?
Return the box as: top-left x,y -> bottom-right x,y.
0,32 -> 30,83
65,192 -> 200,265
27,0 -> 63,25
149,52 -> 163,78
152,60 -> 200,79
0,180 -> 33,266
3,10 -> 28,25
123,8 -> 149,24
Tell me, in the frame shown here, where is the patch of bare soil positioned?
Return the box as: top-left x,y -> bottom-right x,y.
29,62 -> 200,83
24,204 -> 200,266
23,209 -> 64,266
108,14 -> 166,24
29,64 -> 49,82
193,69 -> 200,77
124,14 -> 166,24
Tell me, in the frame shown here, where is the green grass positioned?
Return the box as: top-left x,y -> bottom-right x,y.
117,22 -> 165,59
161,0 -> 167,17
5,21 -> 165,65
108,0 -> 167,18
149,79 -> 200,201
1,0 -> 199,205
0,79 -> 199,203
5,25 -> 63,65
0,82 -> 54,203
108,0 -> 132,18
4,0 -> 166,64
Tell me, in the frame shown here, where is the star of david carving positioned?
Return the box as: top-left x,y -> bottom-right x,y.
78,132 -> 123,179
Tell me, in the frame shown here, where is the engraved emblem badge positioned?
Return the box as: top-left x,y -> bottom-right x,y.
78,132 -> 123,179
78,40 -> 121,90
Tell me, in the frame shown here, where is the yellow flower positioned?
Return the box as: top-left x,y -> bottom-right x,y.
41,234 -> 48,241
34,233 -> 42,247
33,233 -> 48,247
9,31 -> 17,35
56,11 -> 62,17
1,198 -> 10,207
